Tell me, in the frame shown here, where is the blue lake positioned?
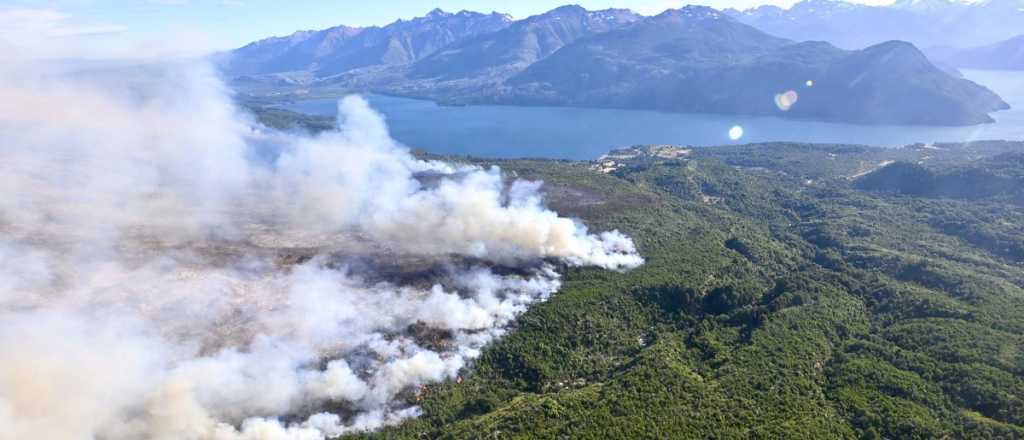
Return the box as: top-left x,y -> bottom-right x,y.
278,69 -> 1024,160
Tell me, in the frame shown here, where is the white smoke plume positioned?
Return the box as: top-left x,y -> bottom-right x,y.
0,56 -> 642,440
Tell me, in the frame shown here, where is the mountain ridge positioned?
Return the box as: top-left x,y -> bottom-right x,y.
494,14 -> 1007,125
220,8 -> 513,78
408,5 -> 641,81
725,0 -> 1024,49
928,35 -> 1024,71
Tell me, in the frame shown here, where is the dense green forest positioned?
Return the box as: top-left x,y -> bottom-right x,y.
244,103 -> 1024,436
335,140 -> 1024,439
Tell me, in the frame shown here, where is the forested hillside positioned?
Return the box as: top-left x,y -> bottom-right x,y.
341,140 -> 1024,439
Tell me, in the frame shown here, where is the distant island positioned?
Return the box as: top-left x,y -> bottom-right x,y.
219,5 -> 1011,126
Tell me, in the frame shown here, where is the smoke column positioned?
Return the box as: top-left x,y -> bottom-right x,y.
0,57 -> 642,440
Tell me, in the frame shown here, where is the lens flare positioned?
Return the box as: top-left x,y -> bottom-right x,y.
728,125 -> 744,141
774,90 -> 799,112
806,80 -> 814,87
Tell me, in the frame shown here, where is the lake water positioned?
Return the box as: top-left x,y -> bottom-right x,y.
278,70 -> 1024,160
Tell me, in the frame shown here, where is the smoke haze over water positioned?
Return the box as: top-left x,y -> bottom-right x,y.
0,58 -> 642,439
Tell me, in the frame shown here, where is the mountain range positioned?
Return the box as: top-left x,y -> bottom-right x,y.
724,0 -> 1024,49
928,35 -> 1024,71
490,9 -> 1006,125
221,9 -> 512,81
220,5 -> 1011,126
407,6 -> 641,82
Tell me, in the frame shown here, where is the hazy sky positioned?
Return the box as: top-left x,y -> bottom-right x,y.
0,0 -> 898,59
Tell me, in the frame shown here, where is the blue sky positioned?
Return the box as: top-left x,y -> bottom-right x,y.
0,0 -> 894,58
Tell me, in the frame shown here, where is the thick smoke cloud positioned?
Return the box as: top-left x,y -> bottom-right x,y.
0,58 -> 642,440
